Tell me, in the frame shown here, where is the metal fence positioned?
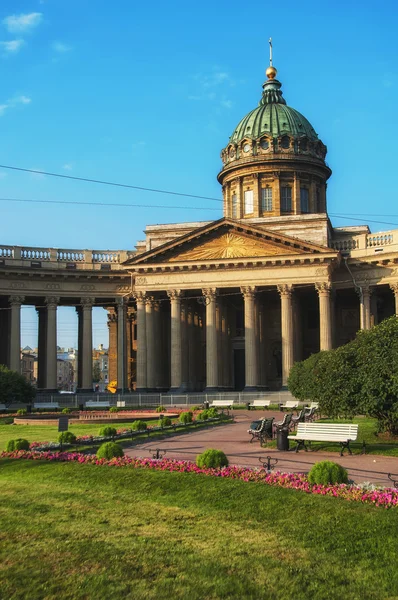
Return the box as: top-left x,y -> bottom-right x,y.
33,390 -> 295,408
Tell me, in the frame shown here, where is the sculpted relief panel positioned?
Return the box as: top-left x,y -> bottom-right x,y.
168,232 -> 300,262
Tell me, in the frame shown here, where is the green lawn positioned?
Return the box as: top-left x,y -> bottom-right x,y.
0,418 -> 230,451
1,459 -> 398,600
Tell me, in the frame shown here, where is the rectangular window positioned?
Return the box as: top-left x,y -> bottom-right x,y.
300,188 -> 309,213
281,187 -> 292,212
244,190 -> 253,214
232,193 -> 238,218
261,187 -> 273,212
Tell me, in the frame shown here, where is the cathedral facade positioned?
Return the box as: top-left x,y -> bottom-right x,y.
1,63 -> 398,393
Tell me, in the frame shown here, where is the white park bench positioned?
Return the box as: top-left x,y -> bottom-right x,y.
288,422 -> 360,456
280,400 -> 299,411
249,399 -> 271,409
33,402 -> 60,410
307,402 -> 319,410
85,401 -> 110,409
209,400 -> 234,410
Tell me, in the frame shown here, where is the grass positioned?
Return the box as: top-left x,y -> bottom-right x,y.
1,459 -> 398,600
0,418 -> 232,451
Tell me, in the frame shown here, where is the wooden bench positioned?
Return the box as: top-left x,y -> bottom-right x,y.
280,400 -> 299,411
288,423 -> 360,456
85,401 -> 110,409
209,400 -> 234,412
249,399 -> 271,409
33,402 -> 60,410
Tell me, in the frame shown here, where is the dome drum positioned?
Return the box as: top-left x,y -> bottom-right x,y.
218,65 -> 331,220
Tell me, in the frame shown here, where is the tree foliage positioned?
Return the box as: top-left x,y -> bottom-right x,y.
288,317 -> 398,434
0,365 -> 36,405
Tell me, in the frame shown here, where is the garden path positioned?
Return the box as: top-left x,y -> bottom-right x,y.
124,410 -> 398,486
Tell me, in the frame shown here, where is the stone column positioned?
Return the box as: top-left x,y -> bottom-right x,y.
9,295 -> 24,373
36,307 -> 46,388
315,282 -> 332,351
78,297 -> 94,391
116,298 -> 127,392
167,290 -> 183,391
134,292 -> 147,391
390,283 -> 398,316
181,302 -> 189,391
187,304 -> 196,391
145,296 -> 156,391
253,173 -> 260,218
277,285 -> 294,388
202,288 -> 218,391
273,172 -> 280,214
153,301 -> 162,389
359,286 -> 372,330
293,172 -> 300,214
45,296 -> 59,391
106,308 -> 117,386
221,304 -> 230,389
241,286 -> 258,391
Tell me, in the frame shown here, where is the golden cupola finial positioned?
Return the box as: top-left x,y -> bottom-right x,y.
266,37 -> 277,80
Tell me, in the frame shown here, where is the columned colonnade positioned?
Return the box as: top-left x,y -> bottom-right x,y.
132,281 -> 345,392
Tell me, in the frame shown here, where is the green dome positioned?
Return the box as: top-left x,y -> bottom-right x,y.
229,78 -> 319,143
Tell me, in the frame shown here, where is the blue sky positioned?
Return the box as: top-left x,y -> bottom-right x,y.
2,0 -> 396,347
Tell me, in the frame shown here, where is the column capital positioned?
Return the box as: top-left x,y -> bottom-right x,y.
80,297 -> 95,308
9,295 -> 25,306
356,285 -> 372,299
167,289 -> 183,301
389,282 -> 398,294
315,282 -> 332,295
202,288 -> 218,302
145,295 -> 156,307
277,284 -> 292,299
241,286 -> 257,299
133,291 -> 146,304
45,296 -> 59,308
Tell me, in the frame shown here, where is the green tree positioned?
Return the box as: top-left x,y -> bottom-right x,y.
92,361 -> 102,383
0,365 -> 36,406
288,317 -> 398,434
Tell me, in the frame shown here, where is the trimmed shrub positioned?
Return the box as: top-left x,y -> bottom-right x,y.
6,438 -> 30,452
197,410 -> 209,421
3,417 -> 14,425
196,449 -> 229,469
109,406 -> 118,413
308,461 -> 348,485
207,407 -> 219,418
97,442 -> 124,459
156,405 -> 166,413
159,416 -> 172,427
16,408 -> 27,416
131,420 -> 147,431
61,408 -> 71,414
99,426 -> 117,438
58,431 -> 76,444
179,411 -> 193,424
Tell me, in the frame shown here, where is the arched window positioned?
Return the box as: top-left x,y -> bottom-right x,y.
281,136 -> 290,149
281,187 -> 292,212
261,187 -> 273,212
300,188 -> 309,213
244,190 -> 253,214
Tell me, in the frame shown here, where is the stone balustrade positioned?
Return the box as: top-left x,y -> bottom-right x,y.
331,229 -> 397,256
0,244 -> 135,270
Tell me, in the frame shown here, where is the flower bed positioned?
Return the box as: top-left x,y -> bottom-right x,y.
2,450 -> 397,509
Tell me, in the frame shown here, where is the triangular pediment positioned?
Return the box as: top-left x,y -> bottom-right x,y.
124,218 -> 334,266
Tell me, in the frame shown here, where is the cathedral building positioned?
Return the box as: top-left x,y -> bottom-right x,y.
1,61 -> 398,393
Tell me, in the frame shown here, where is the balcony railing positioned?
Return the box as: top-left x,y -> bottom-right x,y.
0,245 -> 135,270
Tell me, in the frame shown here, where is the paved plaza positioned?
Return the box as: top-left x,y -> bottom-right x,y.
124,410 -> 398,487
